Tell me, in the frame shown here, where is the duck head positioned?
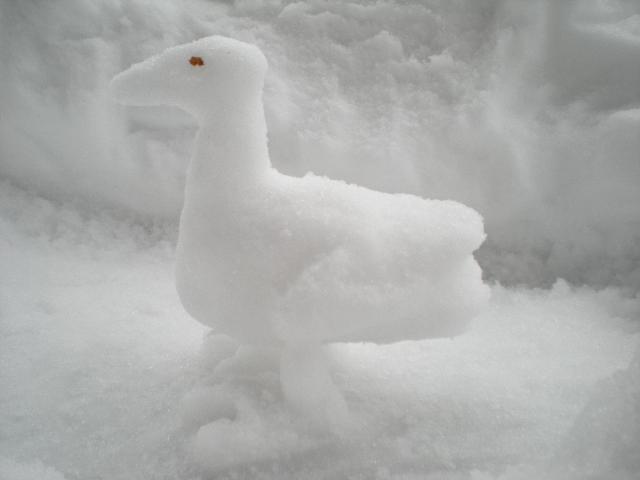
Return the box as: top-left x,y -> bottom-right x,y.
110,36 -> 268,119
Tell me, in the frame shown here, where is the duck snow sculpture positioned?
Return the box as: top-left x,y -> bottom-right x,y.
111,36 -> 489,428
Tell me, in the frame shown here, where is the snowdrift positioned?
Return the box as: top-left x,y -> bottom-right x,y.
1,0 -> 639,289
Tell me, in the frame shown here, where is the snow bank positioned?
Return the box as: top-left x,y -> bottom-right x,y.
0,0 -> 213,216
1,0 -> 639,288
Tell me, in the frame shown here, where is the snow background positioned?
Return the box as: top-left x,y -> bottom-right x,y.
1,0 -> 639,478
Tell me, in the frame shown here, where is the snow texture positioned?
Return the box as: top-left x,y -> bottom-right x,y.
1,0 -> 640,478
1,182 -> 639,478
1,0 -> 639,289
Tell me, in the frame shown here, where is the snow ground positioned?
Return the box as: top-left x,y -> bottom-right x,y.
1,181 -> 638,479
2,1 -> 640,477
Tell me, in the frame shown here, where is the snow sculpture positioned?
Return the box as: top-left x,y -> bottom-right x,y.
111,35 -> 489,438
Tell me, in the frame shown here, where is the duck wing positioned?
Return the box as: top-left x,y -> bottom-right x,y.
269,173 -> 488,344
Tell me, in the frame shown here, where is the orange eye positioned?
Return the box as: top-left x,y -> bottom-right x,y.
189,56 -> 204,67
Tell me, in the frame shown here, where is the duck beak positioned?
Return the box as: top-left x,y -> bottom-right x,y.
110,55 -> 167,107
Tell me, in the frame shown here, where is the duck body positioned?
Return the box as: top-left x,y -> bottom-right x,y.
111,35 -> 489,428
175,165 -> 488,346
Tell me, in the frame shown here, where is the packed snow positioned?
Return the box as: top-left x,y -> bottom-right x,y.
1,0 -> 640,479
110,35 -> 488,444
110,35 -> 488,345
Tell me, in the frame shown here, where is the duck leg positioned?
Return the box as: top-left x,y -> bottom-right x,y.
280,344 -> 349,432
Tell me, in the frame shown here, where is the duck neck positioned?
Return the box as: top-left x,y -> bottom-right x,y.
187,90 -> 270,194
